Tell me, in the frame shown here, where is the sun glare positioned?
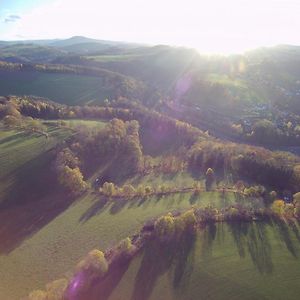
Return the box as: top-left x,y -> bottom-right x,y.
1,0 -> 300,54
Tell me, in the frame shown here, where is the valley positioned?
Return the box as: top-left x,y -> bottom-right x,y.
0,36 -> 300,300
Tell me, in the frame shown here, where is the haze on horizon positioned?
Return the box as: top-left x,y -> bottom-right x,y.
0,0 -> 300,54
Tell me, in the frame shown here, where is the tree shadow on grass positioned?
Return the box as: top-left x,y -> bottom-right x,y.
79,196 -> 109,223
1,132 -> 30,149
110,199 -> 128,215
189,192 -> 199,205
173,230 -> 196,289
247,222 -> 273,274
0,149 -> 56,208
154,193 -> 164,203
201,222 -> 217,258
228,221 -> 273,274
0,131 -> 28,145
228,221 -> 249,258
131,239 -> 177,300
273,218 -> 298,258
289,219 -> 300,243
0,150 -> 78,254
0,190 -> 75,255
76,257 -> 132,300
131,231 -> 196,300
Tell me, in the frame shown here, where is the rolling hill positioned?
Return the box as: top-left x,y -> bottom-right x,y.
1,38 -> 300,300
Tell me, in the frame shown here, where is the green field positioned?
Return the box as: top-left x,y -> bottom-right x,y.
44,119 -> 107,130
0,126 -> 262,299
0,189 -> 240,300
89,221 -> 300,300
0,70 -> 116,105
0,126 -> 71,205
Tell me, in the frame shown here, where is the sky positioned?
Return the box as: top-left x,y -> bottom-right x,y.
0,0 -> 300,54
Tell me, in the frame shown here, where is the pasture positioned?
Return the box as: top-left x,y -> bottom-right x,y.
0,189 -> 239,299
89,221 -> 300,300
0,126 -> 71,205
0,70 -> 116,105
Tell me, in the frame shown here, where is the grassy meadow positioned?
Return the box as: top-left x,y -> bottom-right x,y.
43,119 -> 107,130
0,126 -> 71,206
0,70 -> 115,105
87,221 -> 300,300
0,121 -> 263,299
0,187 -> 241,299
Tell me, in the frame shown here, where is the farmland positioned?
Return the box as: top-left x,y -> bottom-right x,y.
0,189 -> 240,299
87,222 -> 300,300
0,70 -> 137,105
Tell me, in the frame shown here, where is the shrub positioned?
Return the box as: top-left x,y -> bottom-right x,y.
55,148 -> 80,169
244,185 -> 265,197
144,186 -> 152,194
58,166 -> 88,195
76,249 -> 108,279
26,279 -> 67,300
235,180 -> 245,191
136,185 -> 145,197
3,115 -> 22,127
271,200 -> 285,215
284,203 -> 294,219
117,237 -> 134,256
180,210 -> 197,229
28,290 -> 47,300
197,206 -> 219,222
174,216 -> 185,235
227,207 -> 239,219
25,119 -> 46,132
101,182 -> 116,197
154,213 -> 175,239
45,279 -> 68,300
159,184 -> 167,193
122,184 -> 136,198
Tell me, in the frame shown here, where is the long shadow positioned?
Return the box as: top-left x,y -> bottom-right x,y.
131,238 -> 177,300
154,193 -> 164,203
110,199 -> 128,215
1,133 -> 32,149
0,131 -> 28,145
201,222 -> 217,258
131,231 -> 196,300
136,196 -> 149,207
189,192 -> 199,205
79,196 -> 109,223
173,230 -> 197,288
0,190 -> 75,254
228,221 -> 274,274
75,257 -> 132,300
246,222 -> 273,274
0,149 -> 56,208
273,218 -> 298,258
0,150 -> 77,254
289,219 -> 300,243
227,222 -> 249,258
